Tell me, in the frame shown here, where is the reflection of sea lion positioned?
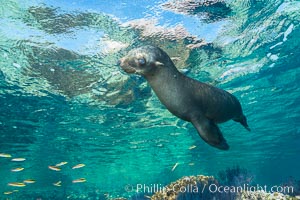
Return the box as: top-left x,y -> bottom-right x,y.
119,45 -> 250,150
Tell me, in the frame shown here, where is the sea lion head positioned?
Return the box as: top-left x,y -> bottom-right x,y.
118,45 -> 174,76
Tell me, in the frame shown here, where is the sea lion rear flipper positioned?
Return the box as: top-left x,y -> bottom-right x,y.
191,117 -> 229,150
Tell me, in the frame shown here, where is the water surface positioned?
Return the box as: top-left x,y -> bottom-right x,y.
0,0 -> 299,199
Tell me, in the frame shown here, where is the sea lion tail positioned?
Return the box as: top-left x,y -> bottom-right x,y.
235,115 -> 251,132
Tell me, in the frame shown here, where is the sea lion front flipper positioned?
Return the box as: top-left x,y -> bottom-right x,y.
191,116 -> 229,150
234,115 -> 251,132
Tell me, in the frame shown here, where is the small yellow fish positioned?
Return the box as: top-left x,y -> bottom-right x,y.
72,178 -> 86,183
172,162 -> 179,171
53,181 -> 61,187
170,57 -> 181,62
23,179 -> 35,184
11,158 -> 26,162
48,166 -> 61,171
55,161 -> 68,167
0,153 -> 12,158
188,162 -> 195,166
4,190 -> 19,194
8,182 -> 26,187
4,191 -> 13,195
189,145 -> 197,150
72,164 -> 85,169
11,167 -> 24,172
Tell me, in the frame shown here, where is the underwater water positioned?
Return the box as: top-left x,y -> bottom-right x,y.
0,0 -> 300,199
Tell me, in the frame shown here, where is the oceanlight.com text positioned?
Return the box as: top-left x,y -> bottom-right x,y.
208,184 -> 294,194
125,183 -> 294,194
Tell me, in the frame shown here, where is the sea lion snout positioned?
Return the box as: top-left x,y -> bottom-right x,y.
119,46 -> 174,78
118,57 -> 137,74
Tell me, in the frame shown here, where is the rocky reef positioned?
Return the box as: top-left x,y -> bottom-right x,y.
237,190 -> 298,200
148,175 -> 298,200
150,175 -> 219,200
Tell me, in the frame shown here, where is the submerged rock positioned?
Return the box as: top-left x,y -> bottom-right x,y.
237,190 -> 296,200
151,175 -> 219,200
149,175 -> 297,200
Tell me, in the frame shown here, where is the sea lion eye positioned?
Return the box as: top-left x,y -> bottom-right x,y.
137,58 -> 146,66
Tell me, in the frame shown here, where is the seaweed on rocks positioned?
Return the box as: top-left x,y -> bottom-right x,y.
217,166 -> 253,187
151,175 -> 219,200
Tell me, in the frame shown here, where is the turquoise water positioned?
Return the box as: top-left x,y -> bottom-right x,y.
0,0 -> 300,199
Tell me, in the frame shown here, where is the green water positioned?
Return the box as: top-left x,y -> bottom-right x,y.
0,0 -> 300,199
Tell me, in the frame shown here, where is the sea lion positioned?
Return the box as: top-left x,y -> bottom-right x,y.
118,45 -> 250,150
